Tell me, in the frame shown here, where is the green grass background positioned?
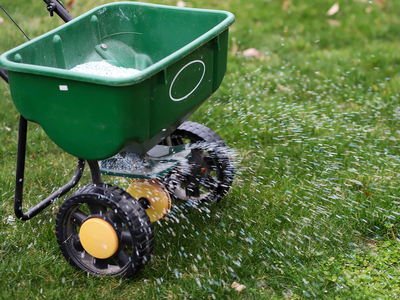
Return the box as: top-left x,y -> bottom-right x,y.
2,0 -> 400,299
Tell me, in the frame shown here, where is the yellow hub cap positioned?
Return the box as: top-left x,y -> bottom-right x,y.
79,218 -> 119,259
127,179 -> 171,223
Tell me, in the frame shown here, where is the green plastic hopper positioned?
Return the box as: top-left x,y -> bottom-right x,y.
0,2 -> 235,160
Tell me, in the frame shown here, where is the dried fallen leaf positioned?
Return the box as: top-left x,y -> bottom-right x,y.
377,0 -> 386,8
282,0 -> 291,11
327,19 -> 341,26
6,215 -> 15,225
66,0 -> 75,10
177,0 -> 186,7
277,84 -> 291,93
327,3 -> 339,16
30,154 -> 37,159
232,282 -> 246,292
365,7 -> 373,13
231,42 -> 238,57
243,48 -> 261,58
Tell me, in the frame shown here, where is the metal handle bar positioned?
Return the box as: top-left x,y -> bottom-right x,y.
43,0 -> 73,22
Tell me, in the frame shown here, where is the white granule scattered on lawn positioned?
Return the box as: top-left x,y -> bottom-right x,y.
70,61 -> 140,78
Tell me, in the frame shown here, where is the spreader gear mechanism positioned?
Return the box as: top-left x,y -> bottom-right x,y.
127,179 -> 171,223
160,121 -> 234,205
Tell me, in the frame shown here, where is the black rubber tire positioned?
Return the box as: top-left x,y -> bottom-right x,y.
160,121 -> 234,204
55,184 -> 154,278
162,121 -> 225,147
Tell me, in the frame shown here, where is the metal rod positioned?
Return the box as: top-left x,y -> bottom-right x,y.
14,115 -> 85,220
0,67 -> 8,83
0,4 -> 30,40
87,160 -> 102,184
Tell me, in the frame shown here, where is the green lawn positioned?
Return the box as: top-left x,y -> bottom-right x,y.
1,0 -> 400,299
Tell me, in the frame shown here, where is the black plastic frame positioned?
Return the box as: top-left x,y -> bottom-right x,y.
14,116 -> 85,220
43,0 -> 73,22
0,67 -> 8,83
2,1 -> 104,220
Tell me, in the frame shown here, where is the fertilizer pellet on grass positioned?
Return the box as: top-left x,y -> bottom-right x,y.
70,61 -> 140,78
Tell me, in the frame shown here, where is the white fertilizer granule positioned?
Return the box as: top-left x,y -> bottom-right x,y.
70,61 -> 140,78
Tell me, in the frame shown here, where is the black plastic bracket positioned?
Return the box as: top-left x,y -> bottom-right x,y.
46,2 -> 56,17
43,0 -> 73,23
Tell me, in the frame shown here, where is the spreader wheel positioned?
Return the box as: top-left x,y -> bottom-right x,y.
160,121 -> 234,204
55,184 -> 154,278
126,179 -> 171,223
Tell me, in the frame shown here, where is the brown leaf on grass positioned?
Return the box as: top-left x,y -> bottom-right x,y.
377,0 -> 386,7
327,3 -> 339,16
365,241 -> 377,249
30,154 -> 37,159
232,282 -> 246,292
243,48 -> 261,58
231,42 -> 238,57
361,187 -> 372,197
282,0 -> 291,11
327,19 -> 341,26
365,7 -> 373,13
6,215 -> 15,225
177,1 -> 187,7
66,0 -> 75,10
277,84 -> 291,93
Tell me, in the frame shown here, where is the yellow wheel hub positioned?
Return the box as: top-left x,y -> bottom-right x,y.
79,218 -> 119,259
127,179 -> 171,223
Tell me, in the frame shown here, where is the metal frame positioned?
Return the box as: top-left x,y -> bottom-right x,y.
14,115 -> 85,220
0,67 -> 8,83
1,1 -> 105,220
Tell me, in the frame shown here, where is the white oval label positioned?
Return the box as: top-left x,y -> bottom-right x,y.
169,60 -> 206,102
